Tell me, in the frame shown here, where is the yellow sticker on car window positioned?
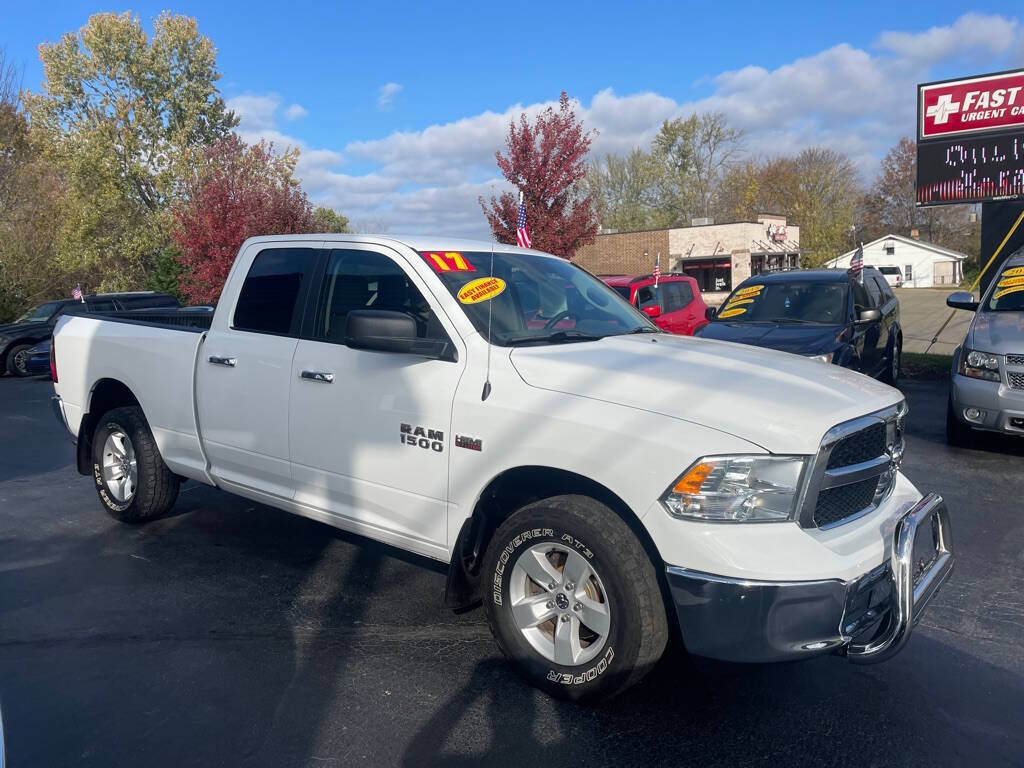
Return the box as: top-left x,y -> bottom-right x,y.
734,285 -> 764,297
994,284 -> 1024,301
718,307 -> 747,318
997,275 -> 1024,288
723,298 -> 755,309
457,277 -> 506,304
1001,266 -> 1024,278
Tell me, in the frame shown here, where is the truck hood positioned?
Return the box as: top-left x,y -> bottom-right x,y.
509,333 -> 901,455
966,310 -> 1024,354
697,321 -> 844,356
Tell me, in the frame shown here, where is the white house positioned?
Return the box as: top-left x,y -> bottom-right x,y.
827,234 -> 968,288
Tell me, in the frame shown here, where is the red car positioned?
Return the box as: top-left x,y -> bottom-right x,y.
602,274 -> 709,335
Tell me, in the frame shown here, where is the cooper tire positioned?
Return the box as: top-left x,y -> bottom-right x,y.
92,406 -> 179,522
482,495 -> 668,702
945,397 -> 975,448
5,344 -> 32,377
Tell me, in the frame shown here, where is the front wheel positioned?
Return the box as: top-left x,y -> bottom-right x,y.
92,406 -> 180,522
882,339 -> 901,385
5,344 -> 33,377
482,495 -> 668,701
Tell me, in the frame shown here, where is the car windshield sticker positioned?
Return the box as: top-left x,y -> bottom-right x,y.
996,275 -> 1024,289
458,276 -> 506,304
993,284 -> 1024,301
1001,266 -> 1024,278
422,251 -> 476,273
719,285 -> 764,317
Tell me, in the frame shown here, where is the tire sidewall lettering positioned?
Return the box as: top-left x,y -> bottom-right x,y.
492,526 -> 616,686
94,421 -> 133,513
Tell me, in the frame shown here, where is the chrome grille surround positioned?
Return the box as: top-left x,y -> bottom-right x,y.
797,402 -> 907,529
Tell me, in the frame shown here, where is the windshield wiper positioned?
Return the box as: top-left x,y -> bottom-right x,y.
505,331 -> 606,346
765,317 -> 818,324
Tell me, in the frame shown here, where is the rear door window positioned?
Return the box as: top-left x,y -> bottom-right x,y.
636,285 -> 662,312
233,248 -> 317,335
662,281 -> 693,312
863,278 -> 882,308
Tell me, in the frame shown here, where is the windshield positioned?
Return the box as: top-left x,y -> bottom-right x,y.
714,281 -> 848,324
14,301 -> 64,323
985,265 -> 1024,312
422,250 -> 655,345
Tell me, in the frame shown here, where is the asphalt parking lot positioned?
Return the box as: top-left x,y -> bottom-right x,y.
1,374 -> 1022,767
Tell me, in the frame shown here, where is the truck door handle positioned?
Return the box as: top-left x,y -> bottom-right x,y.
208,356 -> 236,367
300,370 -> 335,383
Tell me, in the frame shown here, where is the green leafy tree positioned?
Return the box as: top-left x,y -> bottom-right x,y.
585,148 -> 667,232
312,206 -> 350,233
23,12 -> 237,289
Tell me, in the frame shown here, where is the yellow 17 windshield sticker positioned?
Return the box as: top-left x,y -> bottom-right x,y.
458,276 -> 506,304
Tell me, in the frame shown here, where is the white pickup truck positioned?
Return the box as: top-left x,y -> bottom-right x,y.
51,235 -> 954,700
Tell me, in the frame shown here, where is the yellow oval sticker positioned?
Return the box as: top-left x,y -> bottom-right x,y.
458,277 -> 506,304
723,298 -> 755,309
734,285 -> 764,297
997,275 -> 1024,288
718,307 -> 747,318
1002,266 -> 1024,278
994,284 -> 1024,301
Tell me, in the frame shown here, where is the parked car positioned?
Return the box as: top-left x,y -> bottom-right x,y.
945,252 -> 1024,445
697,267 -> 903,384
51,235 -> 953,701
0,292 -> 180,376
23,340 -> 52,377
601,274 -> 709,335
876,265 -> 904,288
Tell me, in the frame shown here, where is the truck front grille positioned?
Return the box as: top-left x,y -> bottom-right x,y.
1005,354 -> 1024,366
826,423 -> 886,469
1009,372 -> 1024,390
814,477 -> 880,527
800,405 -> 905,529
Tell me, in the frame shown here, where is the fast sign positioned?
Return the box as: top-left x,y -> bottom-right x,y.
919,69 -> 1024,140
916,130 -> 1024,205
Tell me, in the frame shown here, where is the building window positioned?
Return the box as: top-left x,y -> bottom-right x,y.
905,264 -> 913,282
679,259 -> 731,293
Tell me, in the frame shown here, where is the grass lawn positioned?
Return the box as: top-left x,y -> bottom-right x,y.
903,352 -> 953,379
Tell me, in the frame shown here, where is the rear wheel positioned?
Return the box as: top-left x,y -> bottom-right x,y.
482,495 -> 668,701
945,398 -> 975,447
92,406 -> 179,522
882,338 -> 901,385
5,344 -> 32,377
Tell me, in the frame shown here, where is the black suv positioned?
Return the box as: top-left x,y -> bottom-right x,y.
0,292 -> 180,376
696,267 -> 902,384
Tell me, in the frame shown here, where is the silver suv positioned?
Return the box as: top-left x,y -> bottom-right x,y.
946,250 -> 1024,444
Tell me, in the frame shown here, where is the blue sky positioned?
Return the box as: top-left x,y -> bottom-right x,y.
4,2 -> 1024,235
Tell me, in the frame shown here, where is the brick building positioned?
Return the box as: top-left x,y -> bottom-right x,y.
576,214 -> 800,303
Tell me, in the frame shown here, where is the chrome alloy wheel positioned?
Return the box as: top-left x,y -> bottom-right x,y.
101,430 -> 137,503
508,542 -> 611,666
12,348 -> 29,375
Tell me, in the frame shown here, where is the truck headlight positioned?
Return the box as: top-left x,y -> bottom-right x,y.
662,455 -> 806,523
959,348 -> 1000,382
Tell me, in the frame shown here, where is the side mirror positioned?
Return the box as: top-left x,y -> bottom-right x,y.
345,310 -> 454,361
856,308 -> 881,324
705,306 -> 717,321
642,305 -> 661,318
946,291 -> 979,312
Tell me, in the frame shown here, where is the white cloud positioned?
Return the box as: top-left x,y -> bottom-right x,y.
284,103 -> 308,121
377,82 -> 403,110
230,13 -> 1024,239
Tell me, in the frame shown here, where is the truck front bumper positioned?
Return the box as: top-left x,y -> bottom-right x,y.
951,372 -> 1024,435
665,493 -> 954,664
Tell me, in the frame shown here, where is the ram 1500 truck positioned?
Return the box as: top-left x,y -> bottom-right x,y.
50,235 -> 954,700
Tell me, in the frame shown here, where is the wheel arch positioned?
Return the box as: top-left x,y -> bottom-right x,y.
75,378 -> 141,475
444,465 -> 666,611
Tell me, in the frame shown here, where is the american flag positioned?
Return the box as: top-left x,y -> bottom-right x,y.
516,192 -> 531,249
71,283 -> 83,301
653,253 -> 661,286
850,245 -> 864,280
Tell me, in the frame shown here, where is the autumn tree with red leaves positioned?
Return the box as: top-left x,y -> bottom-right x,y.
480,92 -> 597,259
171,135 -> 316,303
